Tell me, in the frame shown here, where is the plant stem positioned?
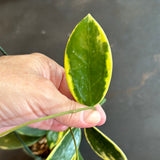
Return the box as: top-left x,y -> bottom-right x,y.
100,98 -> 106,105
0,106 -> 95,137
69,127 -> 79,160
0,46 -> 8,55
13,131 -> 41,160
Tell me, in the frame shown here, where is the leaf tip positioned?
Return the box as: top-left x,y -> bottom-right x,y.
86,13 -> 94,20
87,13 -> 92,17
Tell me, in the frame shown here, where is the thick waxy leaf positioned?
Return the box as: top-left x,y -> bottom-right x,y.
16,126 -> 47,137
46,131 -> 59,150
84,127 -> 128,160
46,131 -> 66,150
65,14 -> 112,106
46,128 -> 81,160
0,132 -> 41,150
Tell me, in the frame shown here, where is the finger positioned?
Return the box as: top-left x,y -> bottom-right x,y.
37,54 -> 73,100
58,71 -> 74,100
35,80 -> 103,128
49,97 -> 102,128
28,119 -> 68,132
49,62 -> 74,100
95,104 -> 106,126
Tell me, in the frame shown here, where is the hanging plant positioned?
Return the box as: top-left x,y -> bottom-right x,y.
0,14 -> 127,160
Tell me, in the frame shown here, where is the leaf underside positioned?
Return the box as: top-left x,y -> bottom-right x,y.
65,14 -> 112,106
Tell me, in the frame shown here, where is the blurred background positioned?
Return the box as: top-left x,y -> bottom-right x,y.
0,0 -> 160,159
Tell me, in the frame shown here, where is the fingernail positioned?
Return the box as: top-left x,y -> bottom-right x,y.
83,110 -> 101,125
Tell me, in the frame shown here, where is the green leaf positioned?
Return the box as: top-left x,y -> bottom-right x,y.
46,128 -> 81,160
16,126 -> 47,137
46,131 -> 66,150
46,131 -> 59,150
0,132 -> 41,150
84,127 -> 128,160
65,14 -> 112,106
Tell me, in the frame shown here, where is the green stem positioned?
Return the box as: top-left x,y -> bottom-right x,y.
0,106 -> 95,137
0,46 -> 8,55
69,127 -> 79,160
100,98 -> 106,106
13,131 -> 41,160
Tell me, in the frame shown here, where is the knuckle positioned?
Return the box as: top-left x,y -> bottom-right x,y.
31,53 -> 48,64
21,53 -> 44,68
24,53 -> 49,73
31,52 -> 45,58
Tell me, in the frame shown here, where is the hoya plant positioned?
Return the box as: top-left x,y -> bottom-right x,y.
0,14 -> 127,160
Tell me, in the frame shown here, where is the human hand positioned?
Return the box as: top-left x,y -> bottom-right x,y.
0,53 -> 106,134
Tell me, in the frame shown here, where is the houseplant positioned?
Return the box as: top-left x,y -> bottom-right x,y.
0,14 -> 127,160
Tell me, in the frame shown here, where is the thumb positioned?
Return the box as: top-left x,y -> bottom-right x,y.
43,91 -> 102,128
56,99 -> 102,128
26,78 -> 105,129
36,80 -> 104,128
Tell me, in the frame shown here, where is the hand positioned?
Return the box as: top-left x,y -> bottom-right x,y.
0,53 -> 106,134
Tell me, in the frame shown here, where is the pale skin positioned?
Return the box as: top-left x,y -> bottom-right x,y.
0,53 -> 106,135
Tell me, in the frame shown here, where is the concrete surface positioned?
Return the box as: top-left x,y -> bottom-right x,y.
0,0 -> 160,159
